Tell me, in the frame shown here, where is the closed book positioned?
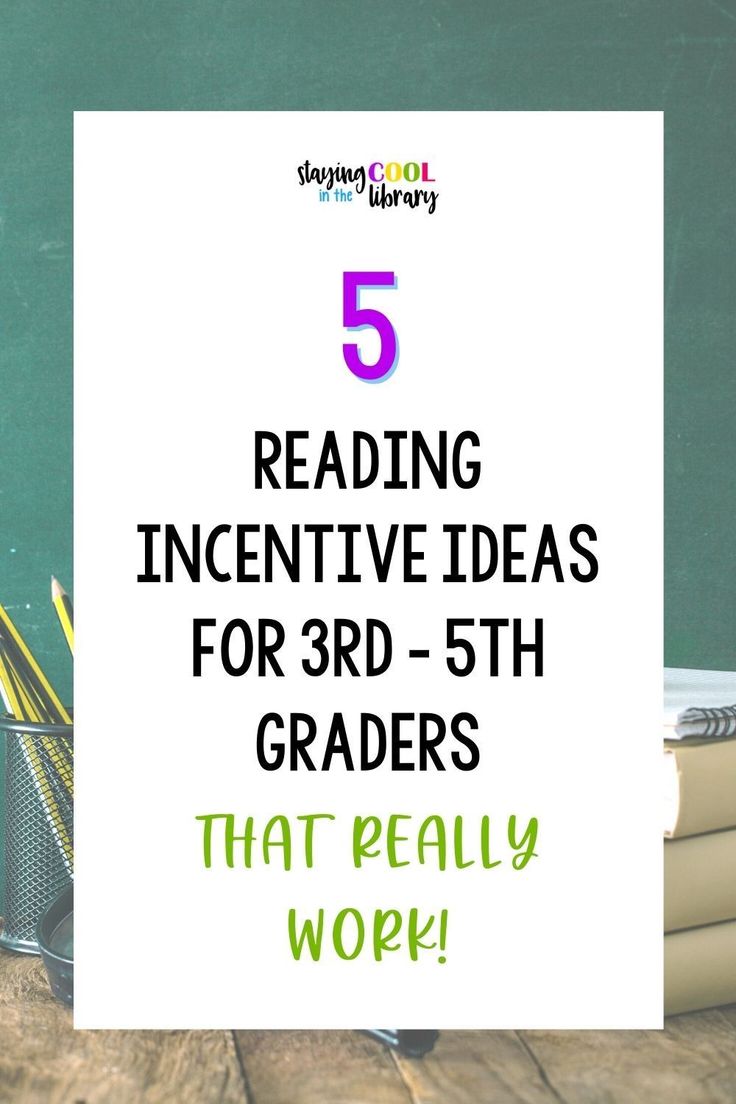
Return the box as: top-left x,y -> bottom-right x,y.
665,828 -> 736,931
664,738 -> 736,838
665,919 -> 736,1015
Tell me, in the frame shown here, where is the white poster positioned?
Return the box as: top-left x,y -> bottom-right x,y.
74,111 -> 662,1028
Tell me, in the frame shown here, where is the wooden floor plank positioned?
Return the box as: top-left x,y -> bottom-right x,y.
0,953 -> 246,1104
391,1030 -> 565,1104
234,1030 -> 411,1104
519,1007 -> 736,1104
4,948 -> 736,1104
712,1003 -> 736,1032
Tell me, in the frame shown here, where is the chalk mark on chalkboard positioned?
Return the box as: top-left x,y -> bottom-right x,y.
706,44 -> 723,87
38,241 -> 66,260
11,279 -> 28,310
708,0 -> 736,26
665,213 -> 685,323
663,33 -> 686,102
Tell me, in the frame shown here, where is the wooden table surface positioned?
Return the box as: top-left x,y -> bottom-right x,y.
1,953 -> 735,1104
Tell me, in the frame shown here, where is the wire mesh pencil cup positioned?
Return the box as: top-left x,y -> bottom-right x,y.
0,715 -> 73,954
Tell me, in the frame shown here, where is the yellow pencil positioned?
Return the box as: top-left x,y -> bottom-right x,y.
0,646 -> 74,818
51,576 -> 74,656
0,602 -> 71,724
0,639 -> 73,797
2,631 -> 73,741
0,650 -> 73,872
0,626 -> 73,753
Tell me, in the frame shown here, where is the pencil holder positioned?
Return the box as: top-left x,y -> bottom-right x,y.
0,715 -> 73,954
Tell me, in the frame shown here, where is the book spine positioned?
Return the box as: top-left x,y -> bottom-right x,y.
665,920 -> 736,1015
665,829 -> 736,931
666,743 -> 736,838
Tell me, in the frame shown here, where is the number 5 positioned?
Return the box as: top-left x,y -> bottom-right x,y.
342,272 -> 398,382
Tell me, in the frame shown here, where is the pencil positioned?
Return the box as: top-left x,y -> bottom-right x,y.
51,576 -> 74,656
0,634 -> 73,796
0,642 -> 74,811
2,629 -> 72,735
0,623 -> 73,749
0,601 -> 71,724
0,650 -> 73,873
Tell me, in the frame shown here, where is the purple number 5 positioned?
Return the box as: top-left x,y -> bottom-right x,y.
342,272 -> 398,382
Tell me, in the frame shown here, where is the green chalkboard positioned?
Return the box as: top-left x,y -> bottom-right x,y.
1,2 -> 734,906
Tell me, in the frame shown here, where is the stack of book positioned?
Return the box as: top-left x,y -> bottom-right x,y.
664,668 -> 736,1015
